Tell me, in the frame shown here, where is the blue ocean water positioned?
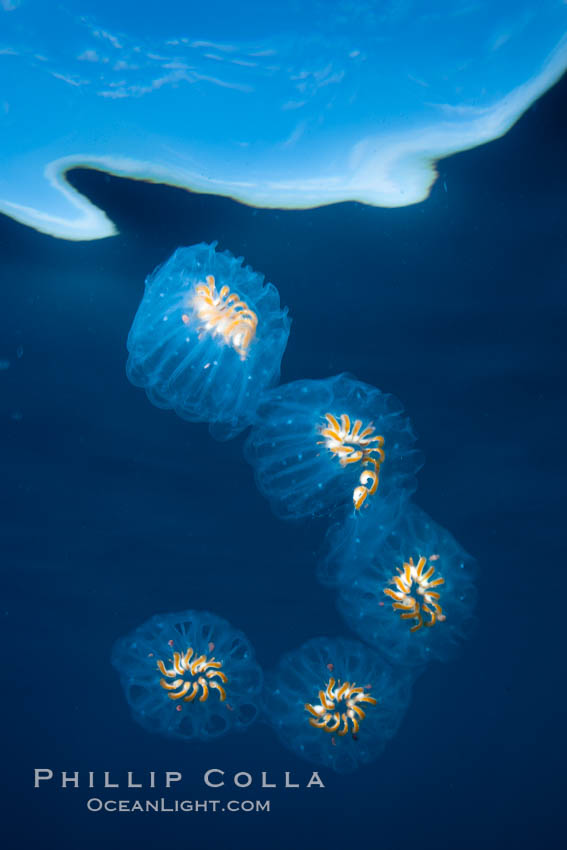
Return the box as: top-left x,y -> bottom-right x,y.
1,66 -> 566,850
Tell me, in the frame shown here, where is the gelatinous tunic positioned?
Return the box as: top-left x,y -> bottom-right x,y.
111,610 -> 263,741
126,242 -> 291,440
263,636 -> 413,773
244,373 -> 421,520
335,504 -> 477,667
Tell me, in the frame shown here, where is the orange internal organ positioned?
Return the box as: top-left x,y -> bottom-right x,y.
185,274 -> 258,360
384,555 -> 446,632
157,646 -> 228,703
305,677 -> 377,736
319,413 -> 385,509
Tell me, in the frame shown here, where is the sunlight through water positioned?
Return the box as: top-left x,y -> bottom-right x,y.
1,0 -> 566,239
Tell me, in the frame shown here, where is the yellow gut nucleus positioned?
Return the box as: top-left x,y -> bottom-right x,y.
157,646 -> 228,703
319,413 -> 385,509
384,555 -> 446,632
305,677 -> 377,736
185,274 -> 258,360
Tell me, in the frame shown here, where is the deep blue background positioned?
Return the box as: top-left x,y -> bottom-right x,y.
1,71 -> 566,849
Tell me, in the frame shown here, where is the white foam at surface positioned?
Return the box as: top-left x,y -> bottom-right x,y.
0,1 -> 566,240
